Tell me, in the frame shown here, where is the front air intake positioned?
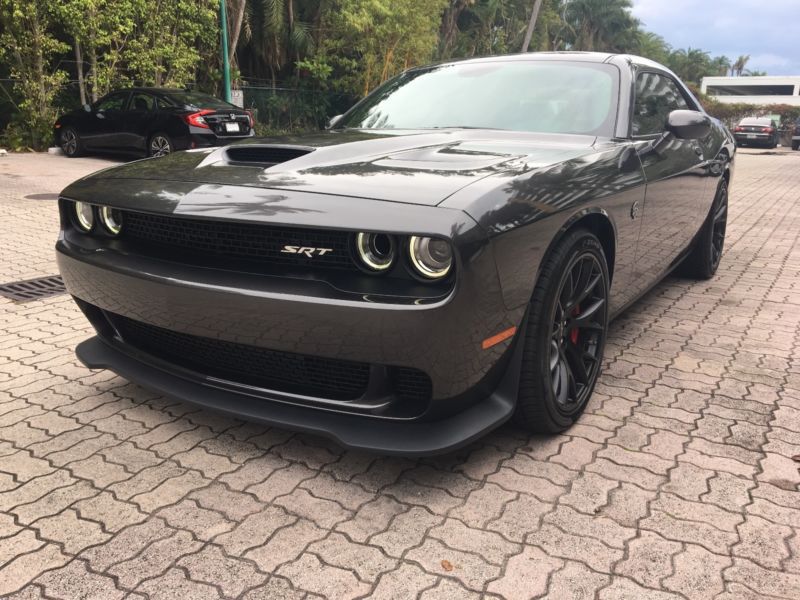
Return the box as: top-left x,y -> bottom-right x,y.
225,145 -> 313,166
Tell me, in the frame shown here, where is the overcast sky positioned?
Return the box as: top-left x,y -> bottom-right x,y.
631,0 -> 799,76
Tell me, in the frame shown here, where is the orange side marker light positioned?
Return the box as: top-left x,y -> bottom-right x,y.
481,326 -> 517,350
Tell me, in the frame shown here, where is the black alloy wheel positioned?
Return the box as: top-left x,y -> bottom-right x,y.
516,229 -> 609,432
680,179 -> 728,279
549,253 -> 607,410
149,133 -> 172,157
61,127 -> 82,157
710,183 -> 728,270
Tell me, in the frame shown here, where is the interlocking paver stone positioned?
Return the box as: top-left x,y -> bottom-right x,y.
2,150 -> 800,598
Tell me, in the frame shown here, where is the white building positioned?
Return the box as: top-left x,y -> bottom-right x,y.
700,75 -> 800,106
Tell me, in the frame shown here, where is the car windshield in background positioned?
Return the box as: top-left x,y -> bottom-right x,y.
739,118 -> 771,126
166,92 -> 234,110
338,61 -> 619,136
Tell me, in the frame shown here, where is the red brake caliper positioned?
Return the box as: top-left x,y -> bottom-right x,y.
570,304 -> 580,344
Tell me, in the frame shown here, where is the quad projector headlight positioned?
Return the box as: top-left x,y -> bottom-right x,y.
73,201 -> 95,232
99,206 -> 123,235
71,201 -> 123,235
355,232 -> 396,271
408,236 -> 453,279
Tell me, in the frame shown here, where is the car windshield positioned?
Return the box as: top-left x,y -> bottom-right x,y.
165,91 -> 234,110
337,61 -> 619,136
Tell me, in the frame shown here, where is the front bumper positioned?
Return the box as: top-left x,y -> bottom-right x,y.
74,331 -> 520,455
56,199 -> 527,454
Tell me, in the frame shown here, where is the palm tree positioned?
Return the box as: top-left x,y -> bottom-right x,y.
731,54 -> 750,76
237,0 -> 316,85
710,55 -> 731,76
635,31 -> 670,64
563,0 -> 641,53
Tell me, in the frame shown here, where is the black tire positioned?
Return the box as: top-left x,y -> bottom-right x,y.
679,179 -> 728,280
515,229 -> 609,433
60,126 -> 83,157
148,132 -> 173,157
792,141 -> 799,151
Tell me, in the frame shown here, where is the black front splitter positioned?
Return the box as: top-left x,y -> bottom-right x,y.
75,336 -> 518,456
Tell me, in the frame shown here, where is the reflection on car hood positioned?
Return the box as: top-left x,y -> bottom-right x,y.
93,129 -> 598,206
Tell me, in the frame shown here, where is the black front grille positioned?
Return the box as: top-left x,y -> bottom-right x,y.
111,313 -> 369,400
106,312 -> 432,405
121,211 -> 354,271
393,368 -> 434,405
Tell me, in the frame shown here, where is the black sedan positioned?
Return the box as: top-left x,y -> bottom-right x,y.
56,52 -> 734,455
54,88 -> 254,158
733,116 -> 779,148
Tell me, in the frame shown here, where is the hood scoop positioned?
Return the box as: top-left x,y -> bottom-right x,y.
224,145 -> 314,166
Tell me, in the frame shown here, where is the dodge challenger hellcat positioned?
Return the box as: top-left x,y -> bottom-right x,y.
56,52 -> 734,455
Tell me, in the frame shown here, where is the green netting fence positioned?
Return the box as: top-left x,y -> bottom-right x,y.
240,85 -> 357,134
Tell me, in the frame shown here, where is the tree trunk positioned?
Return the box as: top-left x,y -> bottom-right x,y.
88,47 -> 98,102
521,0 -> 544,53
74,40 -> 86,106
228,0 -> 246,64
287,0 -> 297,62
440,0 -> 466,59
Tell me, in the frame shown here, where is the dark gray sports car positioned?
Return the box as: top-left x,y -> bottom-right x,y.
56,52 -> 735,455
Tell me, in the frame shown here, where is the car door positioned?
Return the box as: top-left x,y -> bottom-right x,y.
124,92 -> 157,152
90,91 -> 130,149
631,71 -> 709,285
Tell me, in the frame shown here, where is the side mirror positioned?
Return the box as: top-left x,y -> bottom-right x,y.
666,110 -> 711,140
83,104 -> 92,112
326,114 -> 343,129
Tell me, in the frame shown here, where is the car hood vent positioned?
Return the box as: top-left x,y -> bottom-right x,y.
224,145 -> 314,166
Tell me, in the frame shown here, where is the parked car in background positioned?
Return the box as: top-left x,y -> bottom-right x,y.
56,52 -> 735,455
54,88 -> 254,158
733,117 -> 779,148
793,117 -> 800,151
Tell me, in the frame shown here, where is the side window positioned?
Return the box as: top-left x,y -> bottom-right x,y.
95,93 -> 128,112
632,73 -> 689,136
156,96 -> 176,110
130,92 -> 155,112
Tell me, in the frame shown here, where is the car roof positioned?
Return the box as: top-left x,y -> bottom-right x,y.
440,51 -> 666,70
117,87 -> 204,95
740,117 -> 772,123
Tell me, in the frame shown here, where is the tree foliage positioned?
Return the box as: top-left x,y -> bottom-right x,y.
0,0 -> 784,150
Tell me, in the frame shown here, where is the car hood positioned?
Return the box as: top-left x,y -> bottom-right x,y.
89,129 -> 599,206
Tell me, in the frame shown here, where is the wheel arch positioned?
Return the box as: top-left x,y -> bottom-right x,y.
540,209 -> 617,285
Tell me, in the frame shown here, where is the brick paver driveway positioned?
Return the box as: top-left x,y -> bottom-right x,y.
1,149 -> 799,599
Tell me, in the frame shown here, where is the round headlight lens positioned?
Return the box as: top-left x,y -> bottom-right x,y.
356,232 -> 395,272
74,201 -> 94,232
408,236 -> 453,279
99,206 -> 123,235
